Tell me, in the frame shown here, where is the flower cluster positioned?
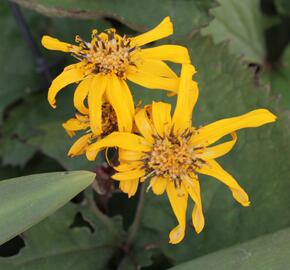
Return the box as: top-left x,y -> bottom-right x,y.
42,17 -> 276,244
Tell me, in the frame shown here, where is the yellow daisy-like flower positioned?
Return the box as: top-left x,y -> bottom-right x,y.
85,64 -> 277,244
62,102 -> 117,157
42,17 -> 190,135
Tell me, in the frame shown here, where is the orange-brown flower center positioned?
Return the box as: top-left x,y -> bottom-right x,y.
147,133 -> 204,185
70,30 -> 138,78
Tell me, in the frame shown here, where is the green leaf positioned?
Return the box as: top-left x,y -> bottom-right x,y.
266,44 -> 290,107
169,227 -> 290,270
0,202 -> 123,270
274,0 -> 290,16
12,0 -> 216,37
201,0 -> 266,64
0,2 -> 43,124
136,33 -> 290,265
0,170 -> 94,245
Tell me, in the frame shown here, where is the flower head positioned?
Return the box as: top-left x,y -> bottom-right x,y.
86,64 -> 277,244
42,17 -> 190,135
63,102 -> 117,157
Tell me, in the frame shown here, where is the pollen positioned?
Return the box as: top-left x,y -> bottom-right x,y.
147,131 -> 203,185
101,102 -> 118,135
70,29 -> 138,78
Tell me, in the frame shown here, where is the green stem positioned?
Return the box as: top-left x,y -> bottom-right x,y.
126,183 -> 147,246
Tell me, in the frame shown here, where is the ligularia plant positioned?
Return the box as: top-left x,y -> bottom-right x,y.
42,17 -> 276,244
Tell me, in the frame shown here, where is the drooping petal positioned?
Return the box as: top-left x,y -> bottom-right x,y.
88,75 -> 107,135
199,132 -> 237,159
119,180 -> 139,198
86,132 -> 152,161
167,181 -> 188,244
140,45 -> 190,64
68,133 -> 92,157
41,35 -> 73,52
132,17 -> 173,47
119,149 -> 145,162
133,59 -> 177,78
198,159 -> 250,207
152,101 -> 172,137
172,64 -> 198,134
48,68 -> 85,108
191,109 -> 277,147
134,108 -> 154,143
183,176 -> 205,234
73,78 -> 92,114
62,116 -> 90,137
151,176 -> 168,195
106,76 -> 134,132
127,66 -> 179,93
112,168 -> 146,181
114,161 -> 143,172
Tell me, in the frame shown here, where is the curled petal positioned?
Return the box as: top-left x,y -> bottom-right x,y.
68,133 -> 92,157
41,35 -> 72,52
119,179 -> 139,198
74,78 -> 92,114
191,109 -> 277,147
132,17 -> 173,47
198,159 -> 250,207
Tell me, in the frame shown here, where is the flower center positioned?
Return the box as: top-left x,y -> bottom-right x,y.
148,132 -> 202,184
101,102 -> 118,135
71,30 -> 137,78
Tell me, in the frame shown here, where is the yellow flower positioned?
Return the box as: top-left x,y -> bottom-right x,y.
42,17 -> 190,135
62,102 -> 117,157
85,64 -> 277,244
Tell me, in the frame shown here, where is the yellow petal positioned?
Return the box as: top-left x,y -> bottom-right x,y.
48,68 -> 85,108
106,76 -> 134,132
86,132 -> 151,161
167,181 -> 188,244
74,78 -> 92,114
198,159 -> 250,207
41,35 -> 72,52
127,66 -> 179,93
183,176 -> 205,234
152,101 -> 172,137
114,161 -> 143,172
132,17 -> 173,47
172,64 -> 198,134
200,132 -> 237,159
133,59 -> 177,78
151,176 -> 168,195
68,133 -> 92,157
134,108 -> 154,143
140,45 -> 190,64
119,179 -> 139,198
88,75 -> 107,135
191,109 -> 277,147
112,168 -> 145,181
62,116 -> 90,137
119,149 -> 145,162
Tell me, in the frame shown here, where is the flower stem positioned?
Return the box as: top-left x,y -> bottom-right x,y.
126,183 -> 147,247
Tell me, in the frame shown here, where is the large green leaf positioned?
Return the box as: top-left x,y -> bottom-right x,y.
0,202 -> 123,270
12,0 -> 216,37
0,2 -> 43,124
0,170 -> 94,245
201,0 -> 266,64
133,33 -> 290,266
169,227 -> 290,270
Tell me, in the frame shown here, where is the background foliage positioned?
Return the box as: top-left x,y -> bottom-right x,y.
0,0 -> 290,269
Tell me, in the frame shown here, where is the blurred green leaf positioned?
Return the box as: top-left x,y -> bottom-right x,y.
169,227 -> 290,270
0,170 -> 94,245
274,0 -> 290,16
0,201 -> 123,270
135,33 -> 290,265
201,0 -> 266,64
0,2 -> 43,124
12,0 -> 216,37
266,44 -> 290,107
